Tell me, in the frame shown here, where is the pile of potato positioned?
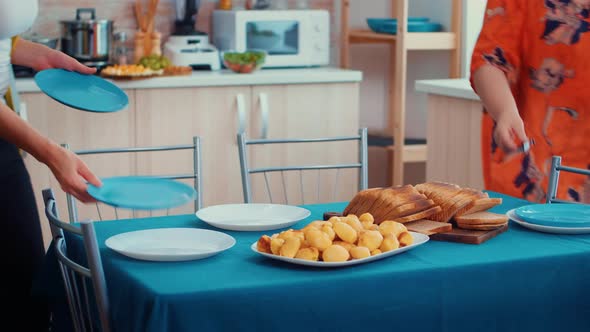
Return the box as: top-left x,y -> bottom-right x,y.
256,213 -> 413,262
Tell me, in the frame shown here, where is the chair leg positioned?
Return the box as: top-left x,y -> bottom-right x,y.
546,156 -> 562,204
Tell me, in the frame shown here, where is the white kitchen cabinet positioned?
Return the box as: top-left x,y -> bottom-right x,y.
247,83 -> 361,205
134,86 -> 252,211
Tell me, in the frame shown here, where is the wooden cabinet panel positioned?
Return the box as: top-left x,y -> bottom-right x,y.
134,86 -> 252,211
426,95 -> 484,189
248,83 -> 361,205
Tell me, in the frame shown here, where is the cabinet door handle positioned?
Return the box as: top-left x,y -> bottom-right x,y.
258,93 -> 269,139
236,93 -> 246,134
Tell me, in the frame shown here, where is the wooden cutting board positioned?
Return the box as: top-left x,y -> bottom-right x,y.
323,212 -> 508,245
429,223 -> 509,244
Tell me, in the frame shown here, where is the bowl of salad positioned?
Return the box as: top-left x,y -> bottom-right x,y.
222,50 -> 266,74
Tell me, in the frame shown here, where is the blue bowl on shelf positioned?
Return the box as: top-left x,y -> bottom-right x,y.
366,17 -> 442,35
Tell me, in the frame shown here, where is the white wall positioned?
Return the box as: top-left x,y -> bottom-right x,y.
342,0 -> 486,139
462,0 -> 487,77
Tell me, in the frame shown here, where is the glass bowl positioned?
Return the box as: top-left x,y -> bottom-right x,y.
221,50 -> 267,74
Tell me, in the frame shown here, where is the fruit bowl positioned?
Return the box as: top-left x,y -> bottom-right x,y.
222,50 -> 266,74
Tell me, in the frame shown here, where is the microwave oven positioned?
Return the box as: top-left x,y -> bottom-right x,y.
212,10 -> 330,68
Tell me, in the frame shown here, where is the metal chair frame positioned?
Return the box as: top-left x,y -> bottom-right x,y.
63,137 -> 203,222
546,156 -> 590,204
238,128 -> 368,204
43,189 -> 111,332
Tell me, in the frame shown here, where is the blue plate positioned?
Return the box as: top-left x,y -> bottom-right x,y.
367,17 -> 432,33
34,69 -> 128,113
380,21 -> 443,34
514,204 -> 590,228
87,176 -> 197,210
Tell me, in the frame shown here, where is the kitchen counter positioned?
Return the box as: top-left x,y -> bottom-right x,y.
414,77 -> 485,190
414,78 -> 480,101
15,67 -> 363,93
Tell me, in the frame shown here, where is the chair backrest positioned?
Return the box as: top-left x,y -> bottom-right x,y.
63,136 -> 202,222
546,156 -> 590,204
238,128 -> 368,204
42,189 -> 111,332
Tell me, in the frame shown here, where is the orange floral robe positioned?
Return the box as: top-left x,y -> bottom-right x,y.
471,0 -> 590,203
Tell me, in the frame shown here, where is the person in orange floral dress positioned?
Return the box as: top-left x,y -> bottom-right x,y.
471,0 -> 590,203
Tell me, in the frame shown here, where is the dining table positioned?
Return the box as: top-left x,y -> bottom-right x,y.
37,192 -> 590,332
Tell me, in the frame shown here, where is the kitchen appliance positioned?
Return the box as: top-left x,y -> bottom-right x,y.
60,8 -> 113,66
163,0 -> 221,70
212,10 -> 330,68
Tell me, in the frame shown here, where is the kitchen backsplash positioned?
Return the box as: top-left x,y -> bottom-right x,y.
29,0 -> 335,54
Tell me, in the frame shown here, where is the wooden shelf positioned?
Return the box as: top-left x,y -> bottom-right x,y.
380,144 -> 428,163
341,0 -> 463,186
349,29 -> 457,50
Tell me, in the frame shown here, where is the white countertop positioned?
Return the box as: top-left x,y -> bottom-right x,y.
16,67 -> 363,93
414,78 -> 480,101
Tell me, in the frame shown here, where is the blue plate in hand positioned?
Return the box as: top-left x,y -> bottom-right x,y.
34,69 -> 128,113
514,204 -> 590,228
87,176 -> 196,210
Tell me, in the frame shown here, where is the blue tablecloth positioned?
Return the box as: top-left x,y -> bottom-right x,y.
44,193 -> 590,332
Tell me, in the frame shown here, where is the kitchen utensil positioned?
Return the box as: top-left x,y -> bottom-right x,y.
507,209 -> 590,234
87,176 -> 196,210
517,138 -> 535,153
60,8 -> 114,62
34,68 -> 128,112
196,203 -> 310,231
164,0 -> 220,70
251,231 -> 429,267
106,228 -> 236,261
514,204 -> 590,228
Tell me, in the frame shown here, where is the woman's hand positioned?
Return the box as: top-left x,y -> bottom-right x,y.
45,144 -> 102,203
493,109 -> 528,153
11,38 -> 96,74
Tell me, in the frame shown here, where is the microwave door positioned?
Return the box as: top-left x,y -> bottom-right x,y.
245,19 -> 308,67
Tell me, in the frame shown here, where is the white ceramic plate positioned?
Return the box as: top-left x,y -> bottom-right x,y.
196,204 -> 311,231
105,228 -> 236,262
251,231 -> 429,267
507,209 -> 590,235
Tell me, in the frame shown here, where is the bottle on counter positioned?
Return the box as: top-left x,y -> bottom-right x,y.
149,32 -> 162,56
134,31 -> 145,64
111,31 -> 131,65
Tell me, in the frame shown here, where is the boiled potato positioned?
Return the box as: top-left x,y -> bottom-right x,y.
344,216 -> 364,233
321,225 -> 336,241
379,220 -> 407,238
380,234 -> 400,252
359,213 -> 374,224
327,216 -> 342,225
322,245 -> 350,262
306,229 -> 332,251
270,238 -> 285,255
350,246 -> 371,259
295,247 -> 319,261
398,232 -> 414,247
333,221 -> 358,244
358,230 -> 384,251
280,237 -> 302,258
257,235 -> 271,253
332,241 -> 355,252
278,229 -> 304,242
